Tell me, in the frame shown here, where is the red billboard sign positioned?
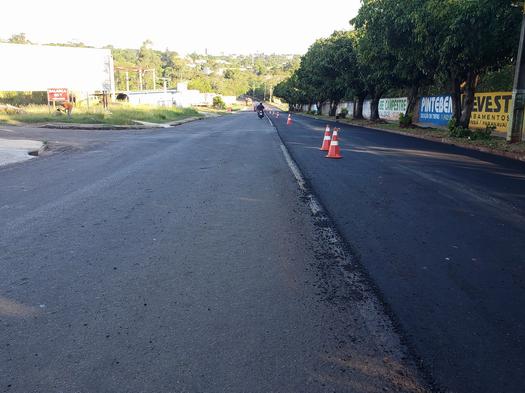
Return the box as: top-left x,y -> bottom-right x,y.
47,88 -> 68,102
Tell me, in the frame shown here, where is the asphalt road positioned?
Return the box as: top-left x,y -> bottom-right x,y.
271,112 -> 525,393
0,113 -> 427,393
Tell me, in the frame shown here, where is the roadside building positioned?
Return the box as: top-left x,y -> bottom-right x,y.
119,82 -> 237,108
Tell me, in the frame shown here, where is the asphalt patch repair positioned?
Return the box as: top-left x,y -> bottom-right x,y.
272,116 -> 432,392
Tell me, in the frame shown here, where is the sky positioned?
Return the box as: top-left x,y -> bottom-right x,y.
1,0 -> 361,55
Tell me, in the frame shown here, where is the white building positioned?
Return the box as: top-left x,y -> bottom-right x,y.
123,82 -> 237,108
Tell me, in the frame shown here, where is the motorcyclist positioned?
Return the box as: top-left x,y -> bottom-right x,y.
256,102 -> 265,112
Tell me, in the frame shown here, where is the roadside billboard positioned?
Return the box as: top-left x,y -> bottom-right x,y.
0,43 -> 115,94
418,95 -> 453,126
419,93 -> 512,131
468,92 -> 512,132
379,97 -> 407,120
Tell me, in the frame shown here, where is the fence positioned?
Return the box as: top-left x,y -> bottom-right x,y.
296,91 -> 511,132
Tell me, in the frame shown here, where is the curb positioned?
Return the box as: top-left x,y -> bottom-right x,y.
168,116 -> 205,126
298,113 -> 525,163
40,123 -> 145,130
37,141 -> 48,156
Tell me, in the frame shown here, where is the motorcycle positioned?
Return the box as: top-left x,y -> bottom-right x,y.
257,110 -> 264,119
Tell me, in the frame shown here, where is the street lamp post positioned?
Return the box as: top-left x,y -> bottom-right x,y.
508,2 -> 525,142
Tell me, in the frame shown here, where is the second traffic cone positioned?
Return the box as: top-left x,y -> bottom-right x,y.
276,112 -> 280,118
287,114 -> 292,125
320,125 -> 332,151
326,128 -> 343,159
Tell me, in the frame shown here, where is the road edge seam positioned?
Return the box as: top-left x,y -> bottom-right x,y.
266,113 -> 436,392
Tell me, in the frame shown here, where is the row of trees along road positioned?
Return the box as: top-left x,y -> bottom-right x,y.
274,0 -> 522,129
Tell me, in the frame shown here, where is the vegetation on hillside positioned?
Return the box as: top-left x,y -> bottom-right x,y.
0,33 -> 300,101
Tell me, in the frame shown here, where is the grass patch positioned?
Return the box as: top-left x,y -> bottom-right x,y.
0,103 -> 200,126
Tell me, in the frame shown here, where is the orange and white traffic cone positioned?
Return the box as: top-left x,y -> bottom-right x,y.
320,125 -> 332,151
286,114 -> 292,125
276,112 -> 280,118
326,128 -> 343,159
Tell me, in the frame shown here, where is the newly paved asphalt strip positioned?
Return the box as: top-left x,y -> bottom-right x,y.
271,112 -> 525,393
0,113 -> 429,393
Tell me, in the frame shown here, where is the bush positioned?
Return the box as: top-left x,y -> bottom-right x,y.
212,96 -> 226,109
449,126 -> 471,138
399,113 -> 412,128
448,118 -> 471,138
339,108 -> 348,119
469,126 -> 493,140
0,91 -> 47,106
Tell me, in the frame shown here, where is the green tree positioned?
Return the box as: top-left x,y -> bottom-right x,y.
299,31 -> 357,116
161,49 -> 190,87
418,0 -> 521,128
274,75 -> 301,108
8,33 -> 30,44
223,69 -> 237,80
112,48 -> 140,91
188,77 -> 213,93
137,40 -> 162,90
354,0 -> 432,118
352,3 -> 398,121
295,38 -> 333,111
477,65 -> 514,92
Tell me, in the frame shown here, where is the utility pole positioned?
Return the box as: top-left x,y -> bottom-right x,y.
252,54 -> 255,100
508,2 -> 525,142
153,69 -> 156,91
125,71 -> 130,93
139,69 -> 143,91
158,77 -> 169,93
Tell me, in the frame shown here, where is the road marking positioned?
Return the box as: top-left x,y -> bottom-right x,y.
267,115 -> 322,215
279,144 -> 306,192
279,143 -> 322,216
